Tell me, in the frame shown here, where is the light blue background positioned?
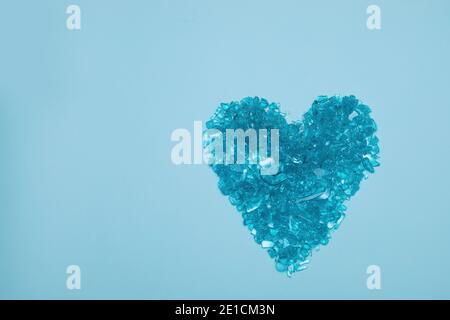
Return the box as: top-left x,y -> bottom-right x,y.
1,0 -> 449,299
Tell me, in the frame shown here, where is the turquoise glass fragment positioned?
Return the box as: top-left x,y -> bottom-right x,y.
205,96 -> 380,276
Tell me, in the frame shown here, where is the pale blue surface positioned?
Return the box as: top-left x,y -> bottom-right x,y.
1,0 -> 450,299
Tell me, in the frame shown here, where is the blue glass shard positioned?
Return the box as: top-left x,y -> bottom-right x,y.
205,96 -> 380,276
